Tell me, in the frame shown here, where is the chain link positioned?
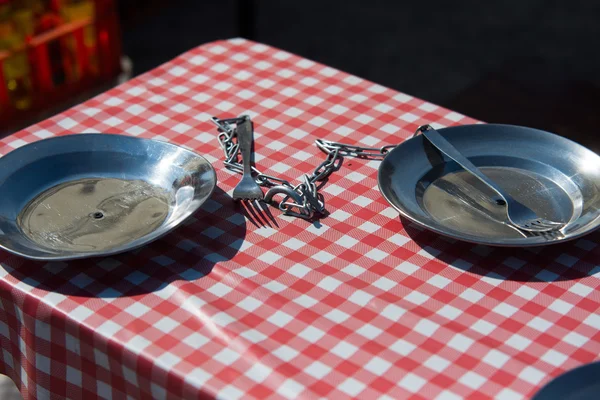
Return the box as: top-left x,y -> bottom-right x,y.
212,116 -> 395,220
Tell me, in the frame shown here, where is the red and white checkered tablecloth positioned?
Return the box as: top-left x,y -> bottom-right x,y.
1,38 -> 599,400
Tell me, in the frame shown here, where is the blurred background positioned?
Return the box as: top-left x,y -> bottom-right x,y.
0,0 -> 599,396
0,0 -> 598,150
0,0 -> 599,148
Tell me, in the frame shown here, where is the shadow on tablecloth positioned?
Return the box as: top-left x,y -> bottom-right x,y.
402,216 -> 600,282
2,186 -> 248,297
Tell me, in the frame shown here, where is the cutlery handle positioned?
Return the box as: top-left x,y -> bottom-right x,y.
421,127 -> 508,200
237,117 -> 253,176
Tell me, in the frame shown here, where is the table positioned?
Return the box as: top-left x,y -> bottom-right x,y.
1,38 -> 599,400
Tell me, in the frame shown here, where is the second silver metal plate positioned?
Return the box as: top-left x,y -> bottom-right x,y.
378,124 -> 600,246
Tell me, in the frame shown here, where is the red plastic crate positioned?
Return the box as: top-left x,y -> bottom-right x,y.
0,0 -> 122,125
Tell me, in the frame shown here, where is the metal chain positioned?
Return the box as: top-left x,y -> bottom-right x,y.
211,115 -> 395,220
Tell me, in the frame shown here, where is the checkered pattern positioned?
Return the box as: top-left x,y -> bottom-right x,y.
0,38 -> 599,399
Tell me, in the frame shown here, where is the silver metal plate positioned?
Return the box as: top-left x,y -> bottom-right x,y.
378,124 -> 600,246
0,134 -> 217,260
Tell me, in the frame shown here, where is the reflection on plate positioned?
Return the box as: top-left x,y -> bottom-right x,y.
378,124 -> 600,246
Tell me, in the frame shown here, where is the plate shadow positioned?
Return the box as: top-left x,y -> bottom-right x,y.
401,216 -> 600,282
3,186 -> 247,297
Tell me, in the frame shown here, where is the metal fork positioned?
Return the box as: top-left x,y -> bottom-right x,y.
417,125 -> 564,232
232,116 -> 264,202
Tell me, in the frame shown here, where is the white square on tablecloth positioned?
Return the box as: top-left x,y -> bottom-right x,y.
519,366 -> 546,385
71,305 -> 94,321
277,379 -> 304,400
268,311 -> 294,328
331,341 -> 358,359
563,331 -> 588,347
81,107 -> 101,116
282,238 -> 305,250
173,123 -> 192,133
435,391 -> 462,400
472,320 -> 496,335
325,85 -> 343,95
505,334 -> 532,351
459,288 -> 485,303
208,283 -> 233,297
97,382 -> 112,398
293,294 -> 318,308
183,332 -> 210,350
338,235 -> 359,249
168,66 -> 187,76
98,321 -> 121,336
348,290 -> 374,306
381,304 -> 405,321
398,373 -> 426,393
305,361 -> 332,379
445,111 -> 464,122
356,324 -> 383,340
151,383 -> 166,399
541,349 -> 568,367
298,326 -> 325,342
459,371 -> 486,389
414,320 -> 440,337
66,366 -> 82,386
373,277 -> 396,291
342,264 -> 366,277
240,329 -> 267,343
405,291 -> 428,305
400,113 -> 419,123
288,264 -> 311,278
483,349 -> 510,368
339,378 -> 366,396
324,309 -> 350,323
273,345 -> 299,362
548,299 -> 574,314
237,297 -> 262,313
155,317 -> 178,334
122,366 -> 137,386
447,333 -> 474,352
246,363 -> 273,383
258,251 -> 283,264
149,114 -> 168,124
264,281 -> 287,293
58,117 -> 77,130
492,303 -> 519,318
390,339 -> 416,356
514,285 -> 540,300
184,368 -> 211,388
436,305 -> 462,320
527,316 -> 552,332
214,348 -> 241,365
35,354 -> 50,374
214,312 -> 236,327
427,275 -> 452,289
318,276 -> 343,292
496,389 -> 523,400
424,355 -> 451,373
364,356 -> 392,375
94,349 -> 110,370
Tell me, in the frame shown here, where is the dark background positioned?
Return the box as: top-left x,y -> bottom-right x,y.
117,0 -> 599,151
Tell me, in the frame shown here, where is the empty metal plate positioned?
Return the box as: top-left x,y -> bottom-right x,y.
378,124 -> 600,246
0,134 -> 216,260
